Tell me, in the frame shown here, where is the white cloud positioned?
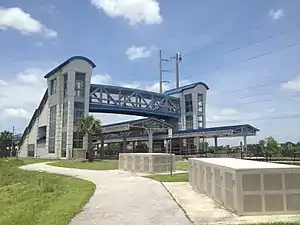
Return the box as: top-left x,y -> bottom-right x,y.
0,79 -> 8,86
0,7 -> 57,37
2,108 -> 31,119
207,107 -> 261,124
90,0 -> 162,25
126,45 -> 156,60
91,74 -> 112,84
16,68 -> 46,85
0,68 -> 48,130
281,76 -> 300,92
268,9 -> 284,20
0,68 -> 47,110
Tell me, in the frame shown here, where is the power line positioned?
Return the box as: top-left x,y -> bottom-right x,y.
183,22 -> 300,58
181,40 -> 300,95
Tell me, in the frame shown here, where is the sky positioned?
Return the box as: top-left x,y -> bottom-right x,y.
1,0 -> 300,146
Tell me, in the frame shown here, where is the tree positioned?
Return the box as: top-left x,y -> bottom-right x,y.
78,115 -> 101,162
0,131 -> 13,158
265,136 -> 279,158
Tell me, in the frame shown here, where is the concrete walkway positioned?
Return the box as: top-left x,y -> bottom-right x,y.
20,163 -> 192,225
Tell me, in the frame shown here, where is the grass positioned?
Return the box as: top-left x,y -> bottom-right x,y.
50,159 -> 118,170
145,173 -> 188,182
19,157 -> 57,165
175,160 -> 188,171
0,158 -> 95,225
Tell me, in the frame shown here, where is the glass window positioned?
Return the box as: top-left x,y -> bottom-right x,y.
185,94 -> 193,113
73,132 -> 83,149
61,132 -> 67,157
50,79 -> 57,95
74,102 -> 85,126
27,144 -> 35,157
75,73 -> 85,97
48,105 -> 56,153
197,94 -> 203,111
63,74 -> 68,98
186,115 -> 193,129
198,114 -> 203,128
62,102 -> 68,127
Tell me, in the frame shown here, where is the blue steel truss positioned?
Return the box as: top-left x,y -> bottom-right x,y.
89,84 -> 180,119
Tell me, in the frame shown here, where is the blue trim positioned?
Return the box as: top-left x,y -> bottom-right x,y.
164,81 -> 210,95
89,104 -> 180,119
44,56 -> 96,79
175,124 -> 260,133
102,118 -> 148,128
96,124 -> 259,141
90,84 -> 179,101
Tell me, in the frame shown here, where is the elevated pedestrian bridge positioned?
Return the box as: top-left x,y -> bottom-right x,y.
89,84 -> 180,119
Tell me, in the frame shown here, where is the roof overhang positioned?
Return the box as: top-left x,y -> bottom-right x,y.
44,56 -> 96,79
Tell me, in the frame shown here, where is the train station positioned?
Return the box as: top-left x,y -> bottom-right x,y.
18,56 -> 259,159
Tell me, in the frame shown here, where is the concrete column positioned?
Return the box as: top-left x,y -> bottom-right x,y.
195,136 -> 200,154
243,134 -> 247,156
178,139 -> 182,155
66,71 -> 75,159
165,139 -> 169,153
214,136 -> 218,155
122,135 -> 127,153
148,129 -> 153,153
100,137 -> 105,157
66,100 -> 74,159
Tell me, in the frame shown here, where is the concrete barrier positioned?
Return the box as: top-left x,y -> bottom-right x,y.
189,157 -> 300,216
119,153 -> 175,174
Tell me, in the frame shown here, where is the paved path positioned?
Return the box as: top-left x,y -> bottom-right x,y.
20,163 -> 192,225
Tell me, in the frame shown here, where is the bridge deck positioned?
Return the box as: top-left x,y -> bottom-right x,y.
89,84 -> 180,119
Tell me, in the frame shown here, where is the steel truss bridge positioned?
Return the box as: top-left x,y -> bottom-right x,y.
89,84 -> 180,119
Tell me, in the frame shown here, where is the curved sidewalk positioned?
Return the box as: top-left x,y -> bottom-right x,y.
20,163 -> 192,225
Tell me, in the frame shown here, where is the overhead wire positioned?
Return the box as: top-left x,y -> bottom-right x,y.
183,21 -> 300,57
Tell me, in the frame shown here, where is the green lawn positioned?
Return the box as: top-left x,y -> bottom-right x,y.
175,160 -> 188,171
0,158 -> 95,225
145,173 -> 188,182
19,157 -> 57,165
50,159 -> 118,170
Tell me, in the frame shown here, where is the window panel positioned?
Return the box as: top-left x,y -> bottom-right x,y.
74,102 -> 85,126
185,94 -> 193,113
50,79 -> 57,95
63,74 -> 68,98
186,115 -> 193,129
73,132 -> 83,149
75,73 -> 85,97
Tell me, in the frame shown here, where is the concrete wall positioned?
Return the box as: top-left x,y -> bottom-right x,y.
45,58 -> 94,159
19,118 -> 38,158
38,101 -> 48,127
19,57 -> 95,159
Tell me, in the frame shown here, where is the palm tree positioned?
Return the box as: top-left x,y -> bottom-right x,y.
0,131 -> 13,158
77,115 -> 101,162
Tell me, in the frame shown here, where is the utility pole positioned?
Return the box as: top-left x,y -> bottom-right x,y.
12,126 -> 15,157
159,49 -> 163,94
175,53 -> 182,88
159,49 -> 169,93
171,53 -> 182,88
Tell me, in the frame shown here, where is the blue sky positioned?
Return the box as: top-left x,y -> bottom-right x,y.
1,0 -> 300,145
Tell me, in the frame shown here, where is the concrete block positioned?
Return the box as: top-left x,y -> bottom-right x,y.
119,153 -> 175,174
189,158 -> 300,216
